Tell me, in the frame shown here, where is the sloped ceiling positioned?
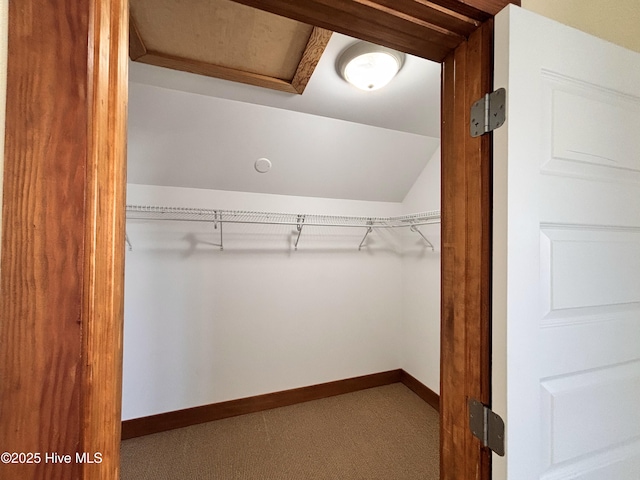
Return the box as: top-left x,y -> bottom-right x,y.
128,32 -> 442,203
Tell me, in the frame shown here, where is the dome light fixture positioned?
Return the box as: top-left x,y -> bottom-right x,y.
337,41 -> 405,91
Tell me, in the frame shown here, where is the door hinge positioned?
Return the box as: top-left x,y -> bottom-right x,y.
468,398 -> 505,456
470,88 -> 506,137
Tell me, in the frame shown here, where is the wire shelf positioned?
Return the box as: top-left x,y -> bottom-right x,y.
125,205 -> 440,251
126,205 -> 440,228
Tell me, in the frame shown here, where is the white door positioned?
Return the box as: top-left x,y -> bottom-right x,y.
492,5 -> 640,480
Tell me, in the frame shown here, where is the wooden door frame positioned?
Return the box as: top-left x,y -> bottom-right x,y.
0,1 -> 516,478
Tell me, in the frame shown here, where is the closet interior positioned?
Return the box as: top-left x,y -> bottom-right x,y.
122,3 -> 443,430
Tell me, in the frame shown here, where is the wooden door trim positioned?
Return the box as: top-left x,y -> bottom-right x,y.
0,1 -> 128,479
441,20 -> 494,480
0,0 -> 516,478
81,0 -> 129,478
228,0 -> 514,62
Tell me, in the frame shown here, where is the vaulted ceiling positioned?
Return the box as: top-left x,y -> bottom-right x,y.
127,1 -> 441,203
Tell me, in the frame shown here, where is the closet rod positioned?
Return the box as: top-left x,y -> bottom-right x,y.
125,205 -> 440,251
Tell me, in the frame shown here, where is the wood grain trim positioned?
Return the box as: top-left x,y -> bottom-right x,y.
134,51 -> 301,94
0,0 -> 126,478
291,27 -> 332,94
81,0 -> 129,478
1,2 -> 87,478
129,12 -> 147,60
351,0 -> 466,39
230,0 -> 456,61
452,0 -> 519,16
229,0 -> 517,62
374,0 -> 520,18
440,19 -> 493,480
400,370 -> 440,412
423,0 -> 517,18
122,370 -> 403,439
466,15 -> 493,434
367,0 -> 482,38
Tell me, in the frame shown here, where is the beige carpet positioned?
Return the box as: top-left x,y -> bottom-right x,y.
121,383 -> 439,480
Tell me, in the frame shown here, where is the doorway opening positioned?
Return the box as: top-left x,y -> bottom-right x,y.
121,6 -> 444,476
0,1 -> 502,479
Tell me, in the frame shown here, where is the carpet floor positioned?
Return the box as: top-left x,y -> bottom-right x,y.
120,383 -> 439,480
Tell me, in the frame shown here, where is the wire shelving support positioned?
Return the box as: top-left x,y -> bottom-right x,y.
125,205 -> 440,251
410,225 -> 434,251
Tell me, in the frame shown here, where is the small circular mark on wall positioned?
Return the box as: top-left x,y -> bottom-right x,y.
255,158 -> 272,174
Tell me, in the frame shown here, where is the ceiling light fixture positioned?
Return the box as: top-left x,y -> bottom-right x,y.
337,41 -> 405,91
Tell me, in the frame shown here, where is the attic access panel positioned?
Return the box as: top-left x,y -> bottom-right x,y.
129,0 -> 332,94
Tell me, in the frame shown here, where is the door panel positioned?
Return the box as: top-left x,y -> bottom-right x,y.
493,5 -> 640,479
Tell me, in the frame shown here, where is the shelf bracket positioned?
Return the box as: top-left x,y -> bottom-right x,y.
410,225 -> 434,251
294,214 -> 305,250
358,220 -> 373,251
125,231 -> 132,251
214,211 -> 224,250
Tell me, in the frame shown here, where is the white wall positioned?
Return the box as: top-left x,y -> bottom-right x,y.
401,148 -> 441,393
123,185 -> 405,419
122,154 -> 442,419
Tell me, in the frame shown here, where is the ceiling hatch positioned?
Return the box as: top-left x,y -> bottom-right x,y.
129,0 -> 332,94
